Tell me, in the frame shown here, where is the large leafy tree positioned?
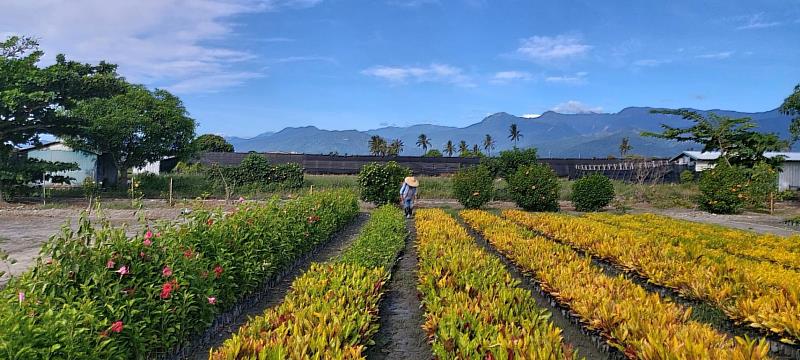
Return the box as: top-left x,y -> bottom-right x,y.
1,36 -> 123,201
194,134 -> 234,153
780,84 -> 800,143
642,109 -> 788,168
66,84 -> 196,186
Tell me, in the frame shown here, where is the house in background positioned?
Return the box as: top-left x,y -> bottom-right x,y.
671,150 -> 800,190
21,142 -> 118,186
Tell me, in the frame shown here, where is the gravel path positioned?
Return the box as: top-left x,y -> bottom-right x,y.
366,219 -> 431,360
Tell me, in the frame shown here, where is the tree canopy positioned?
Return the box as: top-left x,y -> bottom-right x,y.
780,84 -> 800,143
194,134 -> 234,153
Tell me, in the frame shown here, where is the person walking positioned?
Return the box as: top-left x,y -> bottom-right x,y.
400,176 -> 418,218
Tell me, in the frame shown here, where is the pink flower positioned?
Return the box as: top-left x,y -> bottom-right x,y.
144,230 -> 153,240
207,218 -> 214,226
143,238 -> 152,247
183,249 -> 193,258
18,292 -> 24,303
160,279 -> 178,299
110,320 -> 124,333
207,296 -> 217,305
116,266 -> 129,276
106,259 -> 116,269
162,266 -> 172,277
238,196 -> 245,203
213,265 -> 224,278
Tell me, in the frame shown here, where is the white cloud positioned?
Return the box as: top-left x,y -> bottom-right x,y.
521,114 -> 541,119
633,59 -> 672,67
490,71 -> 533,84
516,34 -> 591,62
736,13 -> 781,30
0,0 -> 321,94
271,56 -> 337,64
362,63 -> 474,87
545,71 -> 588,85
551,100 -> 603,114
696,51 -> 734,59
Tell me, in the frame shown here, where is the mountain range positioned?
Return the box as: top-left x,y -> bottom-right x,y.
227,107 -> 795,158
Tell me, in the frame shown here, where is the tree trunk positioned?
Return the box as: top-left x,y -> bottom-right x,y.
117,166 -> 129,190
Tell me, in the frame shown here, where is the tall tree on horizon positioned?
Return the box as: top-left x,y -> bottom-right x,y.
508,123 -> 523,148
388,138 -> 404,156
619,137 -> 632,157
368,135 -> 387,156
472,144 -> 481,155
444,140 -> 455,157
483,134 -> 496,156
458,140 -> 469,157
416,133 -> 431,153
780,84 -> 800,143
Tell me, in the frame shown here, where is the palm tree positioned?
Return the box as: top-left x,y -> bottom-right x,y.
483,134 -> 495,156
458,140 -> 469,157
368,135 -> 387,156
444,140 -> 455,157
472,144 -> 481,155
388,138 -> 404,156
508,123 -> 522,148
416,134 -> 432,153
619,137 -> 632,157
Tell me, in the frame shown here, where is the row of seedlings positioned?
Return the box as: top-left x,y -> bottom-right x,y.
504,209 -> 800,346
415,208 -> 579,359
461,210 -> 771,359
586,212 -> 800,270
0,191 -> 359,359
209,205 -> 407,359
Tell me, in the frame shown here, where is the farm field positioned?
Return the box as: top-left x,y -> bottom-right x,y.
2,196 -> 800,358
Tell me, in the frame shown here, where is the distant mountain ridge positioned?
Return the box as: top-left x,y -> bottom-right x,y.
227,107 -> 794,157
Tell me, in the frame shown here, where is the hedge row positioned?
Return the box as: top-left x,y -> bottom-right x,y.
209,205 -> 407,359
462,210 -> 770,358
0,191 -> 358,359
507,209 -> 800,344
415,208 -> 576,359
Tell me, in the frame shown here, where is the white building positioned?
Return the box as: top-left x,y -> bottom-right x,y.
21,142 -> 118,186
671,151 -> 800,190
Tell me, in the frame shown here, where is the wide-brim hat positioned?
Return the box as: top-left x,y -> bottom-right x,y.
404,176 -> 419,187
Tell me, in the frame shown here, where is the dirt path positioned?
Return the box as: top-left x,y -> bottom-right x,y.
453,213 -> 612,360
181,212 -> 369,359
366,219 -> 431,360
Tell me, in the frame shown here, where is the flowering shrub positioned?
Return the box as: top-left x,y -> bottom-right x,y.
698,161 -> 748,214
210,205 -> 406,359
507,163 -> 560,211
451,165 -> 493,209
570,173 -> 614,212
357,161 -> 411,205
0,191 -> 358,359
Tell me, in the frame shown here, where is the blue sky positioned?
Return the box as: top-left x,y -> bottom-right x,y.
3,0 -> 800,137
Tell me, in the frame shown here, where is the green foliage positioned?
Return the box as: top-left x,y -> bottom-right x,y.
214,153 -> 304,190
508,123 -> 523,148
698,162 -> 748,214
66,84 -> 196,185
482,147 -> 538,179
0,154 -> 79,200
507,163 -> 559,211
422,149 -> 443,157
680,170 -> 695,184
338,205 -> 407,269
643,109 -> 788,168
780,84 -> 800,143
745,162 -> 778,210
193,134 -> 234,153
416,134 -> 432,152
357,161 -> 411,205
82,178 -> 100,202
571,173 -> 615,212
0,191 -> 358,358
451,165 -> 493,209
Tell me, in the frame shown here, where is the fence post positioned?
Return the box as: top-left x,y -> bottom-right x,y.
169,177 -> 174,207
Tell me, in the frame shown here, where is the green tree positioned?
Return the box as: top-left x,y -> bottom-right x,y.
780,84 -> 800,143
67,84 -> 196,186
194,134 -> 234,153
422,149 -> 443,157
416,134 -> 431,153
443,140 -> 455,157
619,137 -> 632,157
387,139 -> 404,156
643,109 -> 787,168
368,135 -> 387,156
508,123 -> 523,148
483,134 -> 496,156
458,140 -> 469,157
482,147 -> 538,179
1,36 -> 123,201
452,165 -> 493,209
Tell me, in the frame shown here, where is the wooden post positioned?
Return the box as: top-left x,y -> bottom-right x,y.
769,192 -> 775,214
169,177 -> 174,207
41,173 -> 46,205
310,185 -> 314,195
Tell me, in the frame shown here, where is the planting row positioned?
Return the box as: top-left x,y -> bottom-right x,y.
505,210 -> 800,345
415,208 -> 578,359
0,191 -> 359,359
209,205 -> 407,359
461,210 -> 771,359
587,212 -> 800,269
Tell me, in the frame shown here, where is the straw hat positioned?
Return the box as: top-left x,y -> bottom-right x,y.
404,176 -> 419,187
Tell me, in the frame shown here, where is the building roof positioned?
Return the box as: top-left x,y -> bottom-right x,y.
19,141 -> 101,155
672,151 -> 800,162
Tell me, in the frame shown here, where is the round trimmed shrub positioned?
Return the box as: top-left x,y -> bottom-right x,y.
452,165 -> 493,209
358,161 -> 411,205
698,162 -> 748,214
507,163 -> 559,211
679,170 -> 695,184
571,173 -> 615,212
